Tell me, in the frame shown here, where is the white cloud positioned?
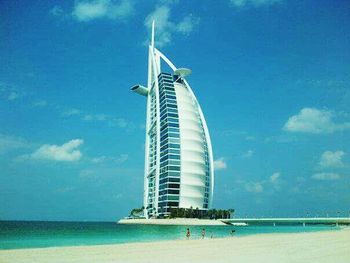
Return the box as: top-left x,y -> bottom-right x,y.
61,107 -> 132,129
109,118 -> 129,128
83,114 -> 108,121
0,82 -> 5,92
91,156 -> 108,163
0,134 -> 30,154
31,139 -> 84,162
240,172 -> 282,194
264,134 -> 298,143
176,14 -> 200,35
242,149 -> 254,158
91,153 -> 128,164
319,150 -> 345,168
50,5 -> 65,17
144,5 -> 199,47
214,157 -> 227,170
72,0 -> 134,22
230,0 -> 282,7
1,83 -> 25,101
283,108 -> 350,134
32,100 -> 47,107
159,0 -> 179,4
245,182 -> 264,193
7,91 -> 19,101
269,172 -> 282,190
311,172 -> 340,181
270,172 -> 280,183
116,153 -> 128,163
62,108 -> 81,116
245,135 -> 256,141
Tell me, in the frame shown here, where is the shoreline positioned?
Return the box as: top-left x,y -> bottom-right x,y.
117,218 -> 227,225
1,228 -> 349,263
0,227 -> 345,251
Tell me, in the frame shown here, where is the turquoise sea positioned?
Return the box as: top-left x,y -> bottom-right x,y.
0,220 -> 339,250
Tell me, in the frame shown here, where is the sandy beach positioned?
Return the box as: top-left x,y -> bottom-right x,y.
1,228 -> 349,263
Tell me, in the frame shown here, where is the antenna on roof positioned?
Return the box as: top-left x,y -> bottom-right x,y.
151,20 -> 155,48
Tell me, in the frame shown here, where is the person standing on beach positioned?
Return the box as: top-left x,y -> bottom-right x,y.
201,228 -> 205,239
186,228 -> 191,240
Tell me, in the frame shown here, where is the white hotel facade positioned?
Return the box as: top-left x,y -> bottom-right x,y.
132,22 -> 214,218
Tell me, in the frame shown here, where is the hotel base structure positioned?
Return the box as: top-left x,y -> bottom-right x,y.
131,22 -> 214,218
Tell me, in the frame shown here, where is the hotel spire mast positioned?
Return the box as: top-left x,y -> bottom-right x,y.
151,20 -> 155,49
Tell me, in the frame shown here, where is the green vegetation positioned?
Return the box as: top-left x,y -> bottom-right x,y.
129,206 -> 235,219
169,207 -> 235,219
129,207 -> 144,218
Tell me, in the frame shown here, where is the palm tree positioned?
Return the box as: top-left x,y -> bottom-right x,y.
194,207 -> 200,218
189,206 -> 194,218
212,209 -> 217,219
130,207 -> 144,217
228,209 -> 235,219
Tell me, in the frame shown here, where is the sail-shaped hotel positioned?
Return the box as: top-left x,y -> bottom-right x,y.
131,22 -> 214,218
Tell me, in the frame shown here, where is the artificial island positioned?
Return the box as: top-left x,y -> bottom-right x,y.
119,21 -> 226,225
119,22 -> 350,228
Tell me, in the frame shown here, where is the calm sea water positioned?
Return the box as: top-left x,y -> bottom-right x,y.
0,220 -> 339,250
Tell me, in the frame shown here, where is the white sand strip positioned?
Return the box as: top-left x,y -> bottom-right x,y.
0,228 -> 349,263
118,218 -> 227,225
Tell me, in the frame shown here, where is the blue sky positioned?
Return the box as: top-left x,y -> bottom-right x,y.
1,0 -> 350,221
